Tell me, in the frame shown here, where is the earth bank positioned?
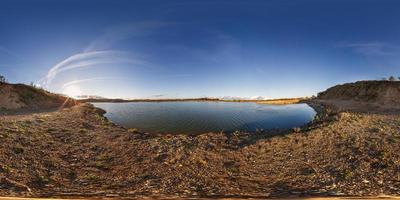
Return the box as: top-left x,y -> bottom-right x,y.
0,81 -> 399,198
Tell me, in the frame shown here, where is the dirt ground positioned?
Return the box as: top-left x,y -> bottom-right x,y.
0,101 -> 399,199
0,195 -> 399,200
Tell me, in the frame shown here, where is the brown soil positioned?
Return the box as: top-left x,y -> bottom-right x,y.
0,81 -> 400,199
0,102 -> 399,199
318,81 -> 400,107
0,83 -> 76,113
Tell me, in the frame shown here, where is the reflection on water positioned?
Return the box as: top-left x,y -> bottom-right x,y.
93,102 -> 316,134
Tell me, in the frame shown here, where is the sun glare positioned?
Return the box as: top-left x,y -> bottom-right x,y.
62,85 -> 82,98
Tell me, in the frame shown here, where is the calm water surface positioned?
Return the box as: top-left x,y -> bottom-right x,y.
93,102 -> 316,134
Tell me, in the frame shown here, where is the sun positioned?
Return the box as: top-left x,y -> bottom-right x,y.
62,85 -> 82,98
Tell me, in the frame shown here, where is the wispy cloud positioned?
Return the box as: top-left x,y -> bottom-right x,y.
87,21 -> 242,63
85,21 -> 169,52
160,29 -> 242,65
38,21 -> 169,88
61,77 -> 129,89
39,21 -> 238,93
336,42 -> 400,56
38,50 -> 143,87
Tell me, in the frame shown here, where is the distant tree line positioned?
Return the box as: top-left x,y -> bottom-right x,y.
0,75 -> 7,83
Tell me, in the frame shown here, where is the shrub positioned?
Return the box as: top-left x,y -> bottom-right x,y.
0,75 -> 7,83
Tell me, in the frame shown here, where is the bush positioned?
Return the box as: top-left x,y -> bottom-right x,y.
0,75 -> 7,83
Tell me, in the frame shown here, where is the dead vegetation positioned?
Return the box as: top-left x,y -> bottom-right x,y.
0,102 -> 399,198
257,98 -> 307,105
318,80 -> 400,107
0,83 -> 76,112
0,81 -> 400,198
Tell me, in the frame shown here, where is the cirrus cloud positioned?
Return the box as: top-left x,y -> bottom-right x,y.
38,50 -> 144,88
336,42 -> 400,56
85,21 -> 169,52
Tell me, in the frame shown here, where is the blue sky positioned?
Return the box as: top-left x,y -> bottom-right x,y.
1,0 -> 400,99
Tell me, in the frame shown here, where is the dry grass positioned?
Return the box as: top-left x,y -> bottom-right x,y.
0,102 -> 399,198
257,98 -> 307,105
0,82 -> 76,112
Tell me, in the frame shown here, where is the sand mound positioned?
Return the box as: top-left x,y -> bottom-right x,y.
317,80 -> 400,105
0,82 -> 76,110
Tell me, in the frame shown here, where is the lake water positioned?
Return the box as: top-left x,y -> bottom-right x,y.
93,102 -> 316,134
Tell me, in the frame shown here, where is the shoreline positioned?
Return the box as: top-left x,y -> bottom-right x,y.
78,97 -> 309,105
2,79 -> 400,199
2,101 -> 399,198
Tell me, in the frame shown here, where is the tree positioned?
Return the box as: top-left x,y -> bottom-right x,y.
388,76 -> 397,81
0,75 -> 6,83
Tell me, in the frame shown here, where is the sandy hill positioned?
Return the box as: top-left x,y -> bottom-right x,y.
317,80 -> 400,106
0,82 -> 76,110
